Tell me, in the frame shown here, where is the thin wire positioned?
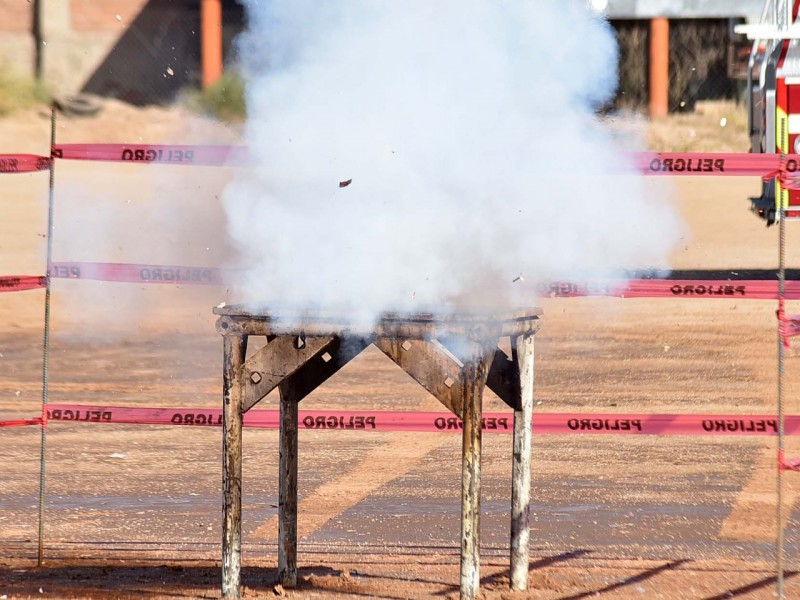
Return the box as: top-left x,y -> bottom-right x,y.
37,107 -> 56,566
777,150 -> 787,599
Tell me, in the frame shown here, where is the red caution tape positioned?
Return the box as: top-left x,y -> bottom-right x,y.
49,262 -> 227,285
0,275 -> 46,292
51,144 -> 248,166
779,306 -> 789,349
780,312 -> 800,346
43,262 -> 800,300
2,145 -> 793,184
778,449 -> 800,471
631,152 -> 784,180
0,154 -> 51,174
538,279 -> 800,300
42,404 -> 798,436
782,457 -> 800,471
631,151 -> 800,189
0,418 -> 43,428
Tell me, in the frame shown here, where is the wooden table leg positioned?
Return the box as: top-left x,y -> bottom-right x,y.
460,350 -> 488,600
222,335 -> 246,599
278,380 -> 299,587
510,333 -> 534,590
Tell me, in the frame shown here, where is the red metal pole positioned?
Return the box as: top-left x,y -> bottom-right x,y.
201,0 -> 223,89
649,17 -> 669,119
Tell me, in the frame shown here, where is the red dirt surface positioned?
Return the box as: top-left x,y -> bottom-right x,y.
3,101 -> 800,598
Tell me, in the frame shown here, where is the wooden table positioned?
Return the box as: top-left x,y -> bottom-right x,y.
214,307 -> 541,599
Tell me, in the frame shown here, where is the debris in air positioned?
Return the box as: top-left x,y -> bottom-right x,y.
512,274 -> 524,283
339,179 -> 353,188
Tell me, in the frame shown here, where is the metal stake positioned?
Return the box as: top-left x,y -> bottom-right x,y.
37,107 -> 56,566
777,195 -> 787,599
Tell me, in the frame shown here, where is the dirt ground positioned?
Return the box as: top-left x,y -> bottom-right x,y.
4,100 -> 800,599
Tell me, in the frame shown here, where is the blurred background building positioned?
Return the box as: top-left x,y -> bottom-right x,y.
0,0 -> 770,114
0,0 -> 243,106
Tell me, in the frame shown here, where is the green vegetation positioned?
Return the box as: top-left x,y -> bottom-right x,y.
0,66 -> 51,115
186,71 -> 246,122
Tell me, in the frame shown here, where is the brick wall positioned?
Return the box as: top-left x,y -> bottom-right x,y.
0,0 -> 243,100
0,0 -> 150,34
0,0 -> 33,32
71,0 -> 150,32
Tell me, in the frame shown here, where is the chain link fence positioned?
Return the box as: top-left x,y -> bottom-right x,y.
612,18 -> 746,112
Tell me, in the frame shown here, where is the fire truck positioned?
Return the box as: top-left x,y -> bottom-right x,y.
742,0 -> 800,224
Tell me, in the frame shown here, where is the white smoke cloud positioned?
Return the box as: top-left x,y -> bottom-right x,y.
225,0 -> 682,323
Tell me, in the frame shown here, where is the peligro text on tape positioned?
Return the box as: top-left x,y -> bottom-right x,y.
0,275 -> 46,293
625,152 -> 800,190
44,260 -> 800,300
48,262 -> 226,285
35,143 -> 800,184
51,143 -> 248,166
42,404 -> 800,436
538,279 -> 800,300
0,154 -> 51,174
40,146 -> 800,179
645,156 -> 726,174
632,152 -> 783,179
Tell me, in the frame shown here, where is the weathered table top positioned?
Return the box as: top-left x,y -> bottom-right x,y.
213,305 -> 542,339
